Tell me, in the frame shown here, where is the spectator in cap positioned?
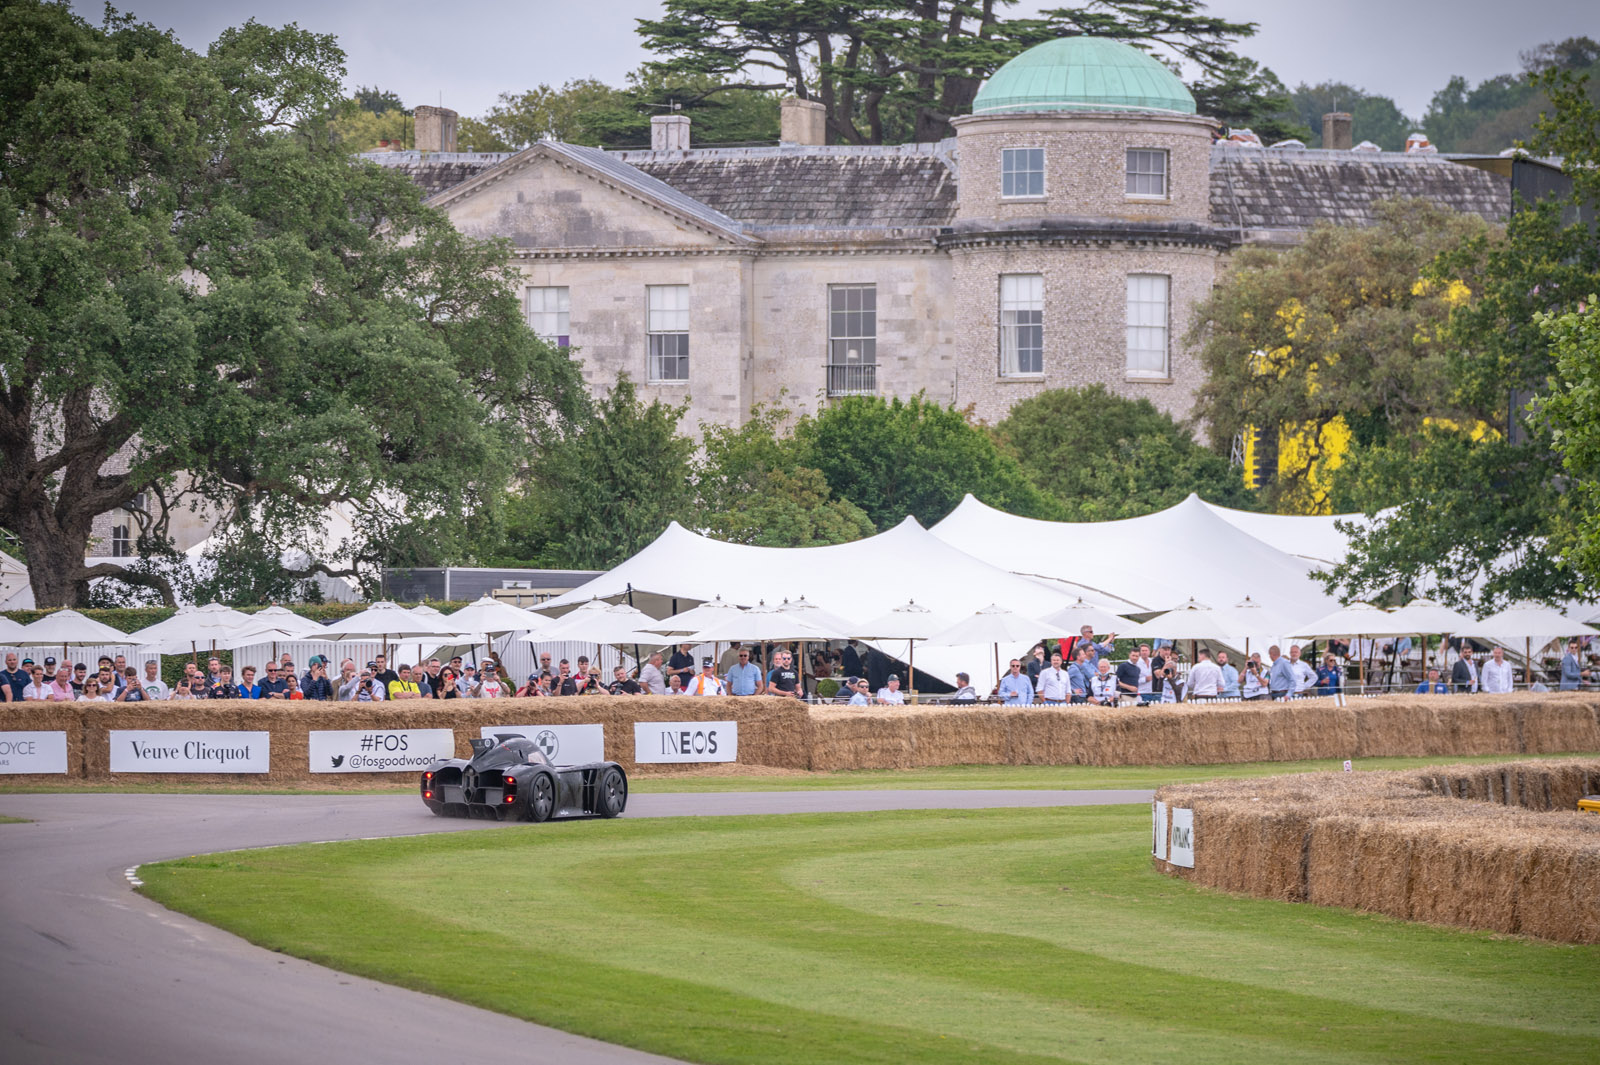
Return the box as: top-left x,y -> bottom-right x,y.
301,657 -> 334,701
876,673 -> 906,705
686,656 -> 727,696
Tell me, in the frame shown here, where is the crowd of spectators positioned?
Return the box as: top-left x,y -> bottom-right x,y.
0,627 -> 1583,705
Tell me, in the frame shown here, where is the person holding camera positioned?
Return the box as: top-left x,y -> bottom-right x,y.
1241,658 -> 1267,700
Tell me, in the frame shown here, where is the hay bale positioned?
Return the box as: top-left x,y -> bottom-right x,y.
1157,759 -> 1600,944
0,704 -> 85,781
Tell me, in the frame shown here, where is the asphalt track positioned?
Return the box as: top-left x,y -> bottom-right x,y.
0,788 -> 1153,1064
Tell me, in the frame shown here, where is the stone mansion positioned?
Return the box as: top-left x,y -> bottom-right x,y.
374,36 -> 1511,431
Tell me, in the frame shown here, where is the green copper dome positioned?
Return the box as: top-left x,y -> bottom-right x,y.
972,37 -> 1196,115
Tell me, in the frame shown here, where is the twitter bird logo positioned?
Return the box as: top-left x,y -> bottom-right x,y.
330,755 -> 345,768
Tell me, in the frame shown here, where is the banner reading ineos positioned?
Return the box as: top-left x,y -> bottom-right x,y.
479,725 -> 604,765
0,731 -> 68,774
109,730 -> 270,773
309,729 -> 456,773
633,721 -> 737,764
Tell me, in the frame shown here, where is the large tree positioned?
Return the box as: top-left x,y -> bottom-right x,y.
0,3 -> 586,606
1188,199 -> 1491,514
1290,81 -> 1413,151
993,386 -> 1258,519
792,395 -> 1058,528
1321,68 -> 1600,611
636,0 -> 1277,145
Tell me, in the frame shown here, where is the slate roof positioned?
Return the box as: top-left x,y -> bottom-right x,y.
1209,143 -> 1510,237
363,142 -> 1514,240
614,143 -> 958,229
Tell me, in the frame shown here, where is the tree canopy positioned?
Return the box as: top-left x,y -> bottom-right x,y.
1423,36 -> 1600,152
993,386 -> 1258,520
635,0 -> 1290,144
1291,81 -> 1413,150
1188,199 -> 1491,515
0,2 -> 586,606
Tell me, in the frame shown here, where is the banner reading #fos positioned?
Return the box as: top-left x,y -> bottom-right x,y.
633,721 -> 737,764
309,729 -> 456,773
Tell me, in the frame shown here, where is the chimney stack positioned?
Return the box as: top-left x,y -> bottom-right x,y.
780,96 -> 826,146
650,113 -> 691,151
414,105 -> 458,153
1322,111 -> 1353,151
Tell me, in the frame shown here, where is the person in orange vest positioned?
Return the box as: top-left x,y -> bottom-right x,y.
687,656 -> 727,697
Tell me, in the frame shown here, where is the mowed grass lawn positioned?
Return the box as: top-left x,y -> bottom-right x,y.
140,804 -> 1599,1065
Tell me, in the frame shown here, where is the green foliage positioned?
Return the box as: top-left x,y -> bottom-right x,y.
457,79 -> 632,149
1189,199 -> 1489,514
1324,68 -> 1600,611
993,386 -> 1257,519
1423,37 -> 1600,152
516,376 -> 697,569
1538,300 -> 1600,585
792,395 -> 1058,529
1290,81 -> 1414,150
638,0 -> 1272,144
695,407 -> 874,547
1191,57 -> 1307,143
0,2 -> 586,607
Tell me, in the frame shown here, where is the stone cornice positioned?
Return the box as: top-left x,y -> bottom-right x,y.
937,215 -> 1233,252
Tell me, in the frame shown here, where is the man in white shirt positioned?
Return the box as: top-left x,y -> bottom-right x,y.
1186,648 -> 1223,700
876,674 -> 906,705
846,676 -> 873,706
1480,645 -> 1515,694
1136,644 -> 1154,703
137,659 -> 169,700
1035,651 -> 1071,704
1089,659 -> 1120,705
1289,645 -> 1317,694
639,652 -> 666,696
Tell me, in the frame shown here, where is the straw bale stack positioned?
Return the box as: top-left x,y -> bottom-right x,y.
0,704 -> 87,781
72,696 -> 812,783
1154,759 -> 1600,943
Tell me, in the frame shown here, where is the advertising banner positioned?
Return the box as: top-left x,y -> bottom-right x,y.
308,729 -> 457,773
0,731 -> 68,775
1169,806 -> 1195,868
1152,800 -> 1168,860
633,721 -> 737,764
109,730 -> 270,774
478,725 -> 604,765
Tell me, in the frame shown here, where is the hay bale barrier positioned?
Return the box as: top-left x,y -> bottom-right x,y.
1153,759 -> 1600,944
1,691 -> 1597,785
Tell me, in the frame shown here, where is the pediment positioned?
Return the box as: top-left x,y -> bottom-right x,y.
428,143 -> 749,251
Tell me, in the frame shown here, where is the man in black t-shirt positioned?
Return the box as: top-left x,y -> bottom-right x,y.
766,649 -> 801,699
1115,652 -> 1143,703
0,653 -> 30,702
666,643 -> 696,690
371,654 -> 400,691
608,665 -> 642,695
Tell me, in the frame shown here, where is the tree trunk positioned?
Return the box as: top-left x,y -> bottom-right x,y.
17,509 -> 96,608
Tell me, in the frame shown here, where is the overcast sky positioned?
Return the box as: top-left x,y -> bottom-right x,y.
70,0 -> 1599,121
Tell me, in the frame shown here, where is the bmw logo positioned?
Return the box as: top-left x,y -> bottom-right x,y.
534,730 -> 559,759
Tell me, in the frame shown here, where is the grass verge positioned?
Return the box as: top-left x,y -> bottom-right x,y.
139,804 -> 1598,1065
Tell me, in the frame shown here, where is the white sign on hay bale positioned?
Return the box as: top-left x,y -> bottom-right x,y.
110,730 -> 269,773
0,731 -> 67,774
1152,800 -> 1168,859
1169,806 -> 1195,868
634,721 -> 737,763
309,729 -> 455,773
480,724 -> 604,765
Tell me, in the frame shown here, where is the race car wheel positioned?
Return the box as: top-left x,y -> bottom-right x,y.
597,767 -> 627,818
529,772 -> 555,823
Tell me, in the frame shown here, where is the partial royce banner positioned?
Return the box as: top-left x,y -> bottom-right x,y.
0,731 -> 68,774
633,721 -> 737,764
479,725 -> 604,765
109,730 -> 269,773
309,729 -> 456,773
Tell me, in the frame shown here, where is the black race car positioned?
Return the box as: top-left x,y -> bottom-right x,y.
421,733 -> 627,821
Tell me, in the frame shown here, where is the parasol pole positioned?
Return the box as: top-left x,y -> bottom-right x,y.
993,642 -> 1000,697
1525,635 -> 1532,688
908,639 -> 916,703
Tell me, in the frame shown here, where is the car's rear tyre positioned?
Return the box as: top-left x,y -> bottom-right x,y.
597,766 -> 627,818
528,772 -> 555,823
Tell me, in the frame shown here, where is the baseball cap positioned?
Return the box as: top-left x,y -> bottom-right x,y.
366,661 -> 378,669
44,656 -> 56,667
21,657 -> 33,665
701,656 -> 714,667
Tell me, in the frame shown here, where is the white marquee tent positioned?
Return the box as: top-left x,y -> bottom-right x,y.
929,494 -> 1342,628
539,518 -> 1081,691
